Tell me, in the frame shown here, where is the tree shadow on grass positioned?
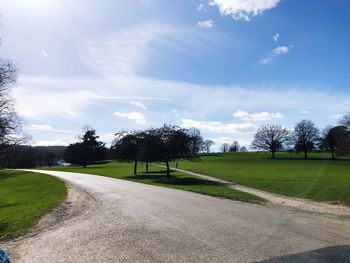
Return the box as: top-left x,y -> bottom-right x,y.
126,171 -> 221,187
256,245 -> 350,263
0,173 -> 19,181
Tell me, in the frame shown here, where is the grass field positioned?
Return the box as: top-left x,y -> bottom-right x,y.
46,162 -> 262,203
171,152 -> 350,205
0,170 -> 67,239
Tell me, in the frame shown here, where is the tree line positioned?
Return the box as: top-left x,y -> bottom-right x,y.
64,125 -> 203,178
249,118 -> 350,159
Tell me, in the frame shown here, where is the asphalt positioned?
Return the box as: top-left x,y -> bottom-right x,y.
7,170 -> 350,263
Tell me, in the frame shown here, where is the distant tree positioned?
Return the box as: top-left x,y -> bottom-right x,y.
64,142 -> 83,165
112,125 -> 203,178
229,141 -> 240,152
339,112 -> 350,128
137,130 -> 162,172
240,146 -> 248,152
251,125 -> 291,159
220,143 -> 230,153
6,145 -> 36,168
321,126 -> 350,158
201,140 -> 214,153
44,152 -> 57,167
79,127 -> 106,167
186,128 -> 203,157
63,127 -> 106,167
155,125 -> 202,178
294,120 -> 320,159
112,131 -> 143,176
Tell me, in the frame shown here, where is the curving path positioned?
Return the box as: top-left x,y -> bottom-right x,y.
5,170 -> 350,263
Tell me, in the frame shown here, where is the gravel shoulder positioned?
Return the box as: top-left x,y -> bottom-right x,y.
4,170 -> 350,263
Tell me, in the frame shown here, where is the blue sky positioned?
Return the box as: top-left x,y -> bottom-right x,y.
1,0 -> 350,149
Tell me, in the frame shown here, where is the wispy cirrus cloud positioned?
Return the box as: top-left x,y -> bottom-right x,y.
233,110 -> 283,121
26,124 -> 75,134
260,45 -> 290,64
130,101 -> 147,110
209,0 -> 280,21
197,19 -> 214,28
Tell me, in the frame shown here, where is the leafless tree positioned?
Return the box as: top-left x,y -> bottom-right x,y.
220,143 -> 230,153
251,125 -> 291,159
202,139 -> 214,153
229,140 -> 240,152
339,112 -> 350,128
0,59 -> 27,166
293,120 -> 320,159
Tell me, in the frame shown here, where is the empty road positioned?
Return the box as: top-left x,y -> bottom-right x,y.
7,170 -> 350,262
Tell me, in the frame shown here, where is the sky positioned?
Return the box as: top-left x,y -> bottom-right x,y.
1,0 -> 350,150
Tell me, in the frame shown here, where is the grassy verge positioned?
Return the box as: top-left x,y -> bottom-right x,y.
0,170 -> 67,239
44,162 -> 263,203
171,152 -> 350,205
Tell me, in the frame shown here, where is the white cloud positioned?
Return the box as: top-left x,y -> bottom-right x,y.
65,110 -> 77,117
34,140 -> 70,146
233,110 -> 284,121
260,46 -> 289,64
330,114 -> 343,119
26,124 -> 75,134
197,3 -> 206,12
209,0 -> 280,21
300,110 -> 310,114
197,19 -> 215,28
272,46 -> 289,55
259,57 -> 273,64
113,111 -> 145,124
181,118 -> 257,134
130,101 -> 147,110
273,33 -> 279,42
42,50 -> 48,57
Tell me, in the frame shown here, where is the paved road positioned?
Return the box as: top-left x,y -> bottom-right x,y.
9,170 -> 350,262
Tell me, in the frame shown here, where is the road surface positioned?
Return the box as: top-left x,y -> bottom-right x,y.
6,170 -> 350,262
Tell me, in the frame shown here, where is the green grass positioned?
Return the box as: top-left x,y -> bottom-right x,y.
45,162 -> 262,203
171,152 -> 350,205
0,170 -> 67,239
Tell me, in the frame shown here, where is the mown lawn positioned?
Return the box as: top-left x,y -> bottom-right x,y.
0,170 -> 67,239
172,152 -> 350,205
45,162 -> 262,203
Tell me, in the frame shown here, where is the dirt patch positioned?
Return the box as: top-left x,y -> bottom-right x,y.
3,182 -> 98,262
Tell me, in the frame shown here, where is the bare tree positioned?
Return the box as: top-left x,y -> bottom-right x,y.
339,112 -> 350,128
229,140 -> 240,152
251,125 -> 291,159
0,59 -> 27,166
240,146 -> 248,152
202,139 -> 214,153
294,120 -> 320,159
220,143 -> 230,153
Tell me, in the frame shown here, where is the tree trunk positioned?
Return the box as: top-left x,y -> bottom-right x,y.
146,161 -> 149,172
165,160 -> 170,178
304,149 -> 308,159
272,150 -> 275,159
134,160 -> 138,176
331,151 -> 335,160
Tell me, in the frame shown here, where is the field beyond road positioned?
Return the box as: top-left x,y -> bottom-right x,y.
45,162 -> 262,203
172,152 -> 350,206
0,170 -> 66,239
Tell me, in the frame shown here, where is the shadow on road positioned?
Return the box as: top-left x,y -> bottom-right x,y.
256,245 -> 350,263
126,171 -> 223,187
